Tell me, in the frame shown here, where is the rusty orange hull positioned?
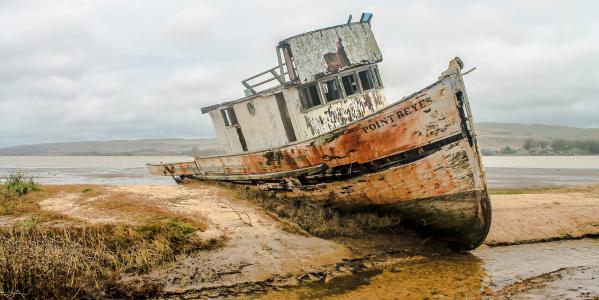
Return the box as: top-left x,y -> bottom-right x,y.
148,63 -> 491,249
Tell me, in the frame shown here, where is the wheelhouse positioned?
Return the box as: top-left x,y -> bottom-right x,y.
201,13 -> 387,154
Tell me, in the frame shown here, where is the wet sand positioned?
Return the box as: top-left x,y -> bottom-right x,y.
3,183 -> 598,298
485,191 -> 599,246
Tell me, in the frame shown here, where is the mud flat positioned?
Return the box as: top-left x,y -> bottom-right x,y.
1,183 -> 598,298
485,187 -> 599,246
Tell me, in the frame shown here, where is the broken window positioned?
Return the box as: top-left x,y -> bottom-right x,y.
221,107 -> 238,126
300,83 -> 322,109
322,78 -> 341,102
341,73 -> 358,96
359,69 -> 374,91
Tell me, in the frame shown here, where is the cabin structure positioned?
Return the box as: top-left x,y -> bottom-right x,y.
201,13 -> 387,154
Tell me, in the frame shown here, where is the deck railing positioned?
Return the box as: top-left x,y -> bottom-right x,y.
241,64 -> 289,96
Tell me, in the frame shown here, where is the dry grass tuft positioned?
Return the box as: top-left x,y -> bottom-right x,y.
0,220 -> 224,298
0,179 -> 225,298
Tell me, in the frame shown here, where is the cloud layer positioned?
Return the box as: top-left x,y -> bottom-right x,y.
1,0 -> 598,147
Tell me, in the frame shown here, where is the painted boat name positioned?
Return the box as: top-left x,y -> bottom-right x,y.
361,97 -> 432,133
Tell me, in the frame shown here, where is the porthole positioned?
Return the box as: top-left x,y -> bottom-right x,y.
247,102 -> 256,116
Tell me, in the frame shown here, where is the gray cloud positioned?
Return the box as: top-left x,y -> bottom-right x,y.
1,0 -> 598,147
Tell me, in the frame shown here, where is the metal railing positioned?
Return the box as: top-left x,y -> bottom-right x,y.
241,64 -> 288,96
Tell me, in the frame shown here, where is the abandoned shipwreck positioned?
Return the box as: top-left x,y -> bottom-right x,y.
148,14 -> 491,250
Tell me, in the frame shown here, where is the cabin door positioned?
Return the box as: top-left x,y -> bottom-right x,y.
275,93 -> 297,142
221,107 -> 248,152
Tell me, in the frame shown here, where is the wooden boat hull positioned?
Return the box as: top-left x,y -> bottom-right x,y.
148,58 -> 491,250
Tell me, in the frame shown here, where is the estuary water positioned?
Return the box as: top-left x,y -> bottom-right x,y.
246,239 -> 599,299
0,156 -> 192,185
483,155 -> 599,188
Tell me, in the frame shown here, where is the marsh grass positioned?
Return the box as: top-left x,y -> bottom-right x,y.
0,177 -> 224,298
242,191 -> 403,238
1,186 -> 82,224
0,221 -> 224,298
2,173 -> 39,197
1,173 -> 40,216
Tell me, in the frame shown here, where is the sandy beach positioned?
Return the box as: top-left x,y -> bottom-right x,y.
486,190 -> 599,246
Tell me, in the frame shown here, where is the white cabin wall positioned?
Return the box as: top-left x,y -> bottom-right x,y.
209,86 -> 387,154
231,94 -> 289,151
282,87 -> 311,141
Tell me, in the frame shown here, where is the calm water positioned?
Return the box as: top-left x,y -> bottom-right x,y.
483,156 -> 599,188
245,239 -> 599,299
0,156 -> 191,185
1,155 -> 598,188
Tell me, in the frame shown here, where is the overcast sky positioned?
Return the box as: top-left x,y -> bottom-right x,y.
1,0 -> 598,147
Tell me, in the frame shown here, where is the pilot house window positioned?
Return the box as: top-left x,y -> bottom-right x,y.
341,73 -> 358,96
358,69 -> 374,91
322,79 -> 341,102
300,83 -> 322,109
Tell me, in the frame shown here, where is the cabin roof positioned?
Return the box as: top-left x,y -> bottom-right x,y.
278,20 -> 367,45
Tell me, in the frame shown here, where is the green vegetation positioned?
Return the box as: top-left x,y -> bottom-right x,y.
522,138 -> 599,155
1,173 -> 40,216
483,138 -> 599,156
498,146 -> 517,155
3,173 -> 40,197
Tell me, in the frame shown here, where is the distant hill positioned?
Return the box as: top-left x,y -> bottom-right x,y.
0,138 -> 221,156
1,123 -> 598,156
476,123 -> 599,155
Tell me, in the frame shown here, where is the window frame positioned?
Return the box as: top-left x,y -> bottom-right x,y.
357,68 -> 376,92
298,64 -> 383,111
321,77 -> 342,102
299,82 -> 323,110
220,107 -> 238,127
341,72 -> 359,97
371,66 -> 383,88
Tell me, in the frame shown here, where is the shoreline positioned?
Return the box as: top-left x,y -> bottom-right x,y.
1,183 -> 598,298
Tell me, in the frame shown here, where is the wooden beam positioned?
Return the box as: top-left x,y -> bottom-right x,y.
191,164 -> 327,181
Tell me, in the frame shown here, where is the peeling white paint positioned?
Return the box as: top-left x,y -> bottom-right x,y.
287,23 -> 382,83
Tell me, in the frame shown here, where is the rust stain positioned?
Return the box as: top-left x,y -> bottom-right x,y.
323,38 -> 351,73
261,140 -> 475,207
